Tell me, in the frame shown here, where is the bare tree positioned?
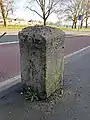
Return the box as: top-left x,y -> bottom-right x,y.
56,0 -> 90,29
0,0 -> 14,27
84,0 -> 90,28
77,0 -> 90,28
65,0 -> 84,29
26,0 -> 62,26
79,1 -> 86,28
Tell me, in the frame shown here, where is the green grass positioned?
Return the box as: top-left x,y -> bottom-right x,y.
0,24 -> 90,32
0,25 -> 29,31
56,26 -> 90,31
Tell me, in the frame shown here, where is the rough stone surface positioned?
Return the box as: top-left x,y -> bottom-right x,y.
18,26 -> 65,98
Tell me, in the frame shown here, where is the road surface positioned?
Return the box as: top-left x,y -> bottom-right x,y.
0,43 -> 90,120
0,43 -> 20,82
0,35 -> 90,82
65,36 -> 90,55
0,34 -> 18,43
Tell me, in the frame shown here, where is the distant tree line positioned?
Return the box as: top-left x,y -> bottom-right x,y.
0,0 -> 90,28
56,0 -> 90,29
0,0 -> 64,27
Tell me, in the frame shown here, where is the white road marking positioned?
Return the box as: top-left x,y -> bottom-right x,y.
0,41 -> 19,45
0,75 -> 21,92
0,34 -> 88,45
64,46 -> 90,58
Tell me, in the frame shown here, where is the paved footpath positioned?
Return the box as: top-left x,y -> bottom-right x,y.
0,44 -> 90,120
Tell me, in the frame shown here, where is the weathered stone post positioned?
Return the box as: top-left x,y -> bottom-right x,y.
18,26 -> 65,99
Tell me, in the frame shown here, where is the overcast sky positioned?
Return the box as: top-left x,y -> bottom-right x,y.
12,0 -> 58,22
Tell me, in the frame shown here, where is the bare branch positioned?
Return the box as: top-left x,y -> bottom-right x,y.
36,0 -> 43,10
45,0 -> 59,19
6,8 -> 13,18
27,6 -> 43,19
27,0 -> 62,25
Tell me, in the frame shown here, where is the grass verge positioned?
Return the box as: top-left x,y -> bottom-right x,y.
0,25 -> 90,32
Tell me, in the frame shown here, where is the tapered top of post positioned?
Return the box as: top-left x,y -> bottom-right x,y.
18,26 -> 65,43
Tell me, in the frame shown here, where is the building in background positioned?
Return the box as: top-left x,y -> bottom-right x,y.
28,20 -> 43,26
0,16 -> 43,26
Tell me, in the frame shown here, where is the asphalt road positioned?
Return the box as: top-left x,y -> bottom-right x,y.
65,35 -> 90,55
0,46 -> 90,120
0,43 -> 20,82
47,45 -> 90,120
0,35 -> 90,82
0,34 -> 18,43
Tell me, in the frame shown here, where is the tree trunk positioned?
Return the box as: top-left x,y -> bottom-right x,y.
0,0 -> 7,27
74,22 -> 77,29
3,17 -> 6,27
44,19 -> 46,26
85,12 -> 88,28
85,18 -> 88,28
72,21 -> 74,29
42,0 -> 46,26
74,15 -> 77,29
80,20 -> 83,29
